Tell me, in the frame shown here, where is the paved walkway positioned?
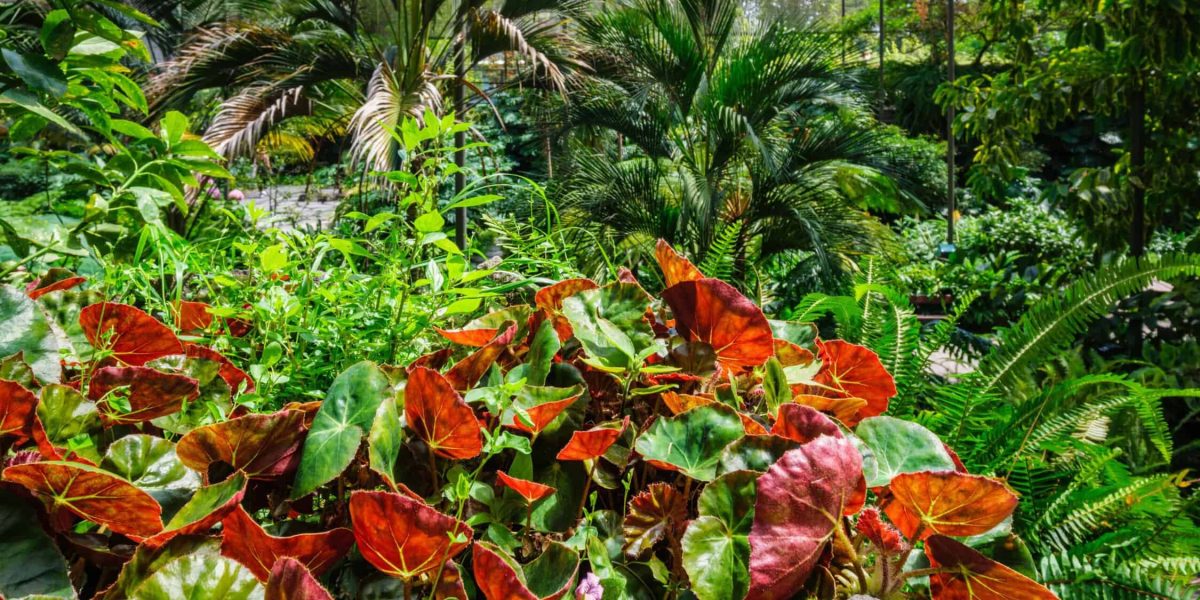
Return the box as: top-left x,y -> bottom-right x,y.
244,185 -> 341,231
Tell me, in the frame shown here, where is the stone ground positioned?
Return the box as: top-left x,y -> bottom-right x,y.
243,185 -> 341,232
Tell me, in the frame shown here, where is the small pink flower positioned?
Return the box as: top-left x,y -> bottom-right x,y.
228,189 -> 245,201
575,572 -> 603,600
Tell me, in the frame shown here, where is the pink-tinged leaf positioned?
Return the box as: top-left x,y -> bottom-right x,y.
748,436 -> 862,600
176,409 -> 307,480
265,557 -> 335,600
496,471 -> 555,503
654,239 -> 704,288
884,472 -> 1018,541
925,535 -> 1059,599
350,490 -> 472,580
856,508 -> 908,556
771,403 -> 843,444
26,269 -> 85,299
433,560 -> 468,600
1,379 -> 56,456
2,460 -> 163,539
89,366 -> 200,425
221,504 -> 355,582
185,344 -> 256,395
472,542 -> 537,600
663,279 -> 775,370
789,394 -> 868,425
405,367 -> 482,460
79,303 -> 183,366
173,301 -> 214,332
811,340 -> 896,423
445,322 -> 517,391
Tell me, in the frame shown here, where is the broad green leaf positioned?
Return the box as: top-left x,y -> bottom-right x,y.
682,517 -> 748,600
529,461 -> 585,532
562,283 -> 657,372
0,285 -> 62,384
523,542 -> 580,598
129,554 -> 262,600
367,394 -> 406,489
105,536 -> 218,600
634,405 -> 745,481
161,111 -> 188,146
0,89 -> 84,138
0,353 -> 38,388
259,243 -> 288,273
38,384 -> 100,443
161,473 -> 246,532
762,358 -> 791,415
525,318 -> 559,387
0,493 -> 73,599
1,48 -> 66,97
855,416 -> 956,488
292,361 -> 390,498
444,194 -> 503,211
40,10 -> 75,60
102,434 -> 201,521
414,211 -> 444,233
717,435 -> 798,475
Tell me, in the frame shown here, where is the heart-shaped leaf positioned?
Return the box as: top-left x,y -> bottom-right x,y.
184,345 -> 255,395
37,383 -> 100,451
557,417 -> 629,461
405,366 -> 482,460
925,534 -> 1058,599
0,492 -> 73,599
178,409 -> 307,481
1,285 -> 62,383
497,471 -> 555,503
884,472 -> 1018,541
292,361 -> 390,497
810,340 -> 896,424
89,366 -> 199,425
771,403 -> 842,444
662,279 -> 774,370
655,239 -> 705,287
855,507 -> 907,556
561,283 -> 656,372
662,391 -> 715,414
623,482 -> 687,558
3,460 -> 163,540
790,394 -> 867,424
534,278 -> 599,341
350,490 -> 472,580
748,435 -> 862,599
856,416 -> 957,488
717,435 -> 799,475
501,385 -> 583,434
265,557 -> 334,600
634,405 -> 744,481
79,303 -> 183,366
220,505 -> 355,582
445,322 -> 517,390
367,394 -> 407,490
102,434 -> 201,520
1,378 -> 55,455
682,471 -> 757,600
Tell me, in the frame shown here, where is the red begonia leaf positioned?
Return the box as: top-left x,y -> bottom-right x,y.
79,303 -> 183,366
623,482 -> 687,558
748,435 -> 862,600
944,443 -> 968,472
502,386 -> 583,435
349,490 -> 472,580
435,326 -> 501,347
176,409 -> 307,480
445,322 -> 517,391
185,344 -> 256,395
497,471 -> 555,503
884,472 -> 1018,541
811,340 -> 896,421
2,460 -> 163,539
405,366 -> 482,459
89,366 -> 199,425
220,504 -> 355,582
411,348 -> 455,371
556,416 -> 629,461
740,413 -> 769,436
434,560 -> 468,600
535,278 -> 600,312
265,557 -> 334,600
173,301 -> 213,332
662,391 -> 715,415
856,507 -> 908,556
473,542 -> 537,600
655,239 -> 704,288
616,267 -> 639,284
790,394 -> 867,425
662,279 -> 774,369
26,269 -> 85,300
925,535 -> 1059,600
1,379 -> 55,455
771,403 -> 843,444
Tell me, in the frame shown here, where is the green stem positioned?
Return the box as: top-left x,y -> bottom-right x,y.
0,244 -> 56,279
575,460 -> 597,525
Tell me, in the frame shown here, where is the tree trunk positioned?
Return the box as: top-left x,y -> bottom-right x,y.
453,11 -> 468,249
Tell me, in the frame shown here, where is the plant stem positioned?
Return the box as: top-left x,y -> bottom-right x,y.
575,460 -> 597,525
403,578 -> 413,600
427,450 -> 439,495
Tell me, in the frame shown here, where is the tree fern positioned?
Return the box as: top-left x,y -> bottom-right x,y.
697,220 -> 742,282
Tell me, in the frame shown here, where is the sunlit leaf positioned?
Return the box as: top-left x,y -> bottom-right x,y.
89,366 -> 199,425
771,403 -> 842,444
682,471 -> 757,600
349,490 -> 471,580
748,436 -> 862,599
925,535 -> 1058,599
79,303 -> 183,366
127,552 -> 262,599
144,474 -> 246,548
557,417 -> 629,461
662,279 -> 774,370
220,505 -> 355,582
405,366 -> 482,460
3,460 -> 163,540
501,385 -> 583,434
634,405 -> 744,481
561,283 -> 656,372
444,323 -> 517,391
265,557 -> 333,600
809,339 -> 896,424
883,472 -> 1018,541
472,541 -> 580,600
855,416 -> 957,488
1,285 -> 62,383
655,239 -> 705,287
496,471 -> 555,503
102,434 -> 201,520
26,269 -> 85,300
178,409 -> 307,481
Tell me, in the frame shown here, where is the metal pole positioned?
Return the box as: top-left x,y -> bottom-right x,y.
946,0 -> 956,245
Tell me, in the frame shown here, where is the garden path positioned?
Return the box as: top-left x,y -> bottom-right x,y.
244,185 -> 340,231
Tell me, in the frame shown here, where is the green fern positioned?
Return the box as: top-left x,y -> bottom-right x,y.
1040,552 -> 1200,599
697,220 -> 743,282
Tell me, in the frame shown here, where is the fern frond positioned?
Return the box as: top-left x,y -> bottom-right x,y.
698,220 -> 742,282
1040,552 -> 1200,600
1039,475 -> 1177,553
787,292 -> 863,337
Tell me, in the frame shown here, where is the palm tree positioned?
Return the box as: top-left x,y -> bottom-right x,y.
551,0 -> 939,285
147,0 -> 580,171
